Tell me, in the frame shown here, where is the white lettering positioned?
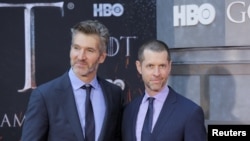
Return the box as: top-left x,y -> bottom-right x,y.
106,79 -> 125,90
199,3 -> 216,25
212,128 -> 247,136
227,1 -> 246,23
120,36 -> 137,57
93,3 -> 124,17
174,3 -> 215,26
0,2 -> 64,92
173,5 -> 186,26
107,36 -> 137,57
13,114 -> 25,127
212,129 -> 219,136
0,114 -> 11,127
186,4 -> 199,26
93,3 -> 103,17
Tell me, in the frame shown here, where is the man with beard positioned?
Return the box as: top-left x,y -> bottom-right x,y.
21,20 -> 124,141
122,39 -> 207,141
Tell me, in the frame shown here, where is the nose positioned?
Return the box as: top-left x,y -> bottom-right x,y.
78,49 -> 87,60
153,67 -> 160,76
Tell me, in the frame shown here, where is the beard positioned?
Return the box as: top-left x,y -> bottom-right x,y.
145,78 -> 167,93
71,59 -> 99,77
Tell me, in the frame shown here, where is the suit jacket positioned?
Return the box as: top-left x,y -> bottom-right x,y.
122,86 -> 207,141
21,72 -> 123,141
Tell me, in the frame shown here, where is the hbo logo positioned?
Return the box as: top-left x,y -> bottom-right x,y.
93,3 -> 124,17
106,79 -> 125,90
174,3 -> 216,26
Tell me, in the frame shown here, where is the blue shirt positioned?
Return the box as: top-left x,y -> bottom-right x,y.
136,85 -> 169,141
68,68 -> 106,141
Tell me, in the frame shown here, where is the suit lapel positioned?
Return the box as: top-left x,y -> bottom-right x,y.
152,87 -> 177,136
131,96 -> 144,140
57,73 -> 85,141
97,79 -> 109,141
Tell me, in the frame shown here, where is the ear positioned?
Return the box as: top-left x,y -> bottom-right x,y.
135,60 -> 142,74
168,60 -> 172,73
99,52 -> 107,63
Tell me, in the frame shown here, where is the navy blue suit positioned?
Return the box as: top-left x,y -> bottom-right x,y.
21,72 -> 123,141
122,86 -> 207,141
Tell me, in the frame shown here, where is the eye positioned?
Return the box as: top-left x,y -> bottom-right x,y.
146,64 -> 154,69
87,48 -> 96,53
160,64 -> 166,68
72,45 -> 80,50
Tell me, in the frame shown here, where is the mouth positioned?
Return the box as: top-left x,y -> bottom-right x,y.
150,81 -> 162,86
151,78 -> 161,82
75,62 -> 88,68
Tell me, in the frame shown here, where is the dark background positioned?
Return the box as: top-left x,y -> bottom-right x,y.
0,0 -> 156,140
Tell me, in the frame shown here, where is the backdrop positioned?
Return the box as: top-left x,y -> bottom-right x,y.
0,0 -> 156,140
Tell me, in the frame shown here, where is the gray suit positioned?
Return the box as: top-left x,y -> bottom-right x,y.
122,86 -> 207,141
21,72 -> 123,141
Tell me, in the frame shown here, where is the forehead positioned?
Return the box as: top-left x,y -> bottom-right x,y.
142,49 -> 168,62
73,33 -> 100,47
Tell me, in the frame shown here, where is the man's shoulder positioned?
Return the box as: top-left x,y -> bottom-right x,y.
124,94 -> 143,109
168,86 -> 201,109
34,72 -> 69,93
40,72 -> 68,86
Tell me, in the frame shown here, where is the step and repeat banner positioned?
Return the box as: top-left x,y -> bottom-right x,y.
158,0 -> 250,48
0,0 -> 156,140
157,1 -> 250,139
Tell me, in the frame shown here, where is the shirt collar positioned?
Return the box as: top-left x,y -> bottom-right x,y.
143,85 -> 169,103
68,68 -> 98,90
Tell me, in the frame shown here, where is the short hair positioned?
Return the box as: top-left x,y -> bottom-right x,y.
71,20 -> 109,53
137,39 -> 171,62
